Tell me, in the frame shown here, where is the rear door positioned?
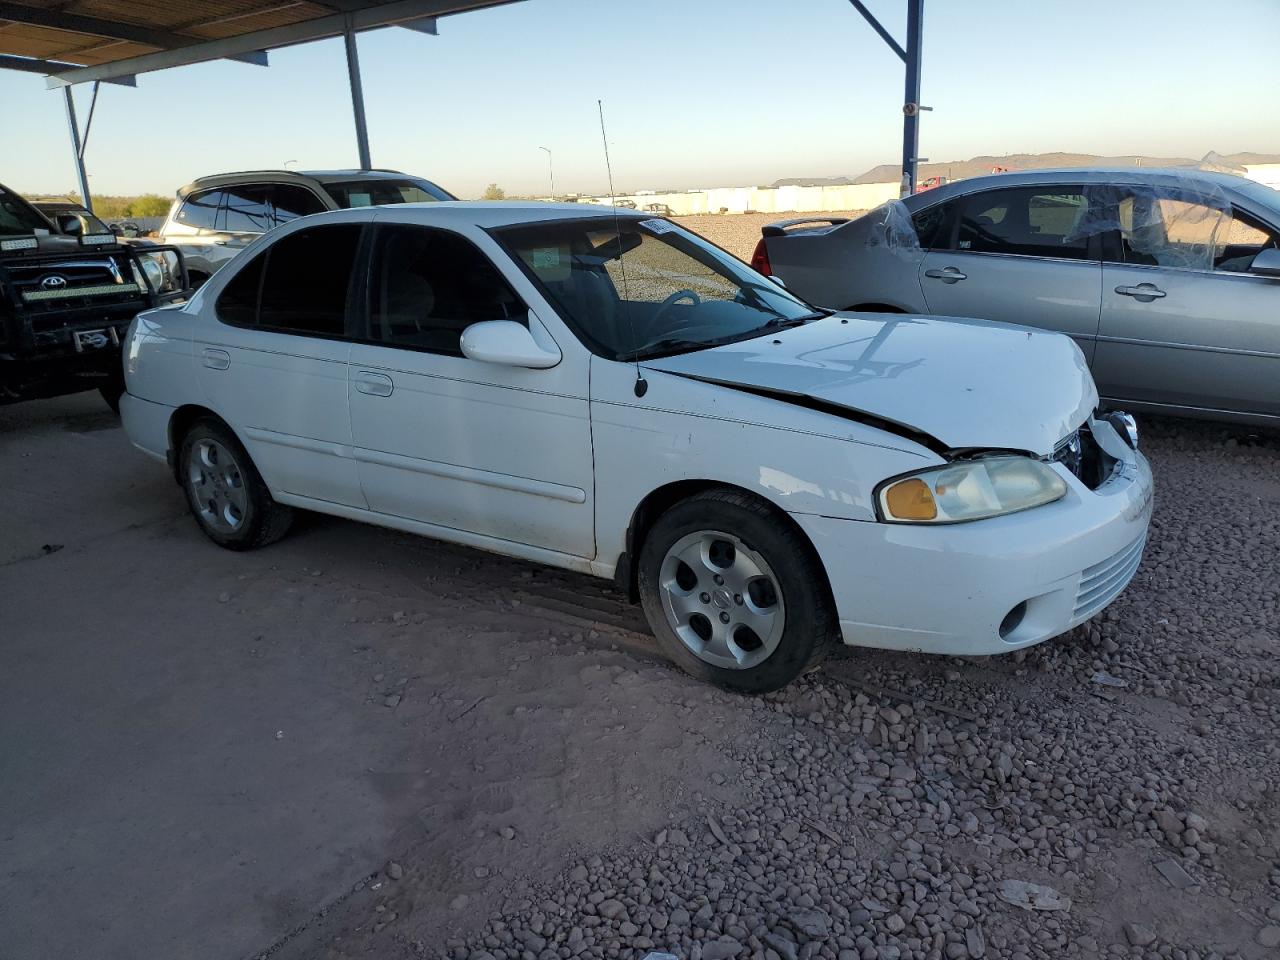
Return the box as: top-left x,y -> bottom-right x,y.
1094,190 -> 1280,416
918,185 -> 1103,359
197,220 -> 367,507
163,188 -> 234,277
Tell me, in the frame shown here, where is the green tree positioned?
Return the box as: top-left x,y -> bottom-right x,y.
481,183 -> 506,201
128,195 -> 172,218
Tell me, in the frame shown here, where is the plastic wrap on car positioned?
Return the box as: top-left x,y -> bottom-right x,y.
1063,172 -> 1238,271
864,199 -> 924,261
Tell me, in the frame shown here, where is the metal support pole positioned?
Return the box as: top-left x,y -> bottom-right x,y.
539,146 -> 554,197
900,0 -> 924,196
62,86 -> 93,212
343,24 -> 372,171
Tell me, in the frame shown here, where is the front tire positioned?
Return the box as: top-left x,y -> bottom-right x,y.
178,418 -> 293,550
637,489 -> 836,693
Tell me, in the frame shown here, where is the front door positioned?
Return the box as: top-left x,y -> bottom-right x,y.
918,185 -> 1103,360
196,221 -> 367,507
1093,189 -> 1280,416
346,222 -> 594,558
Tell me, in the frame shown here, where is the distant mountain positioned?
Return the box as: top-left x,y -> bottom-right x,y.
772,152 -> 1280,189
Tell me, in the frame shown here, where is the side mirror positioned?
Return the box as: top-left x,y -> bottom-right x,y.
57,215 -> 83,236
769,275 -> 787,288
1250,247 -> 1280,277
134,247 -> 190,301
461,320 -> 561,369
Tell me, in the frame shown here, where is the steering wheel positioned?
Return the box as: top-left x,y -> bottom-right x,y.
653,288 -> 701,326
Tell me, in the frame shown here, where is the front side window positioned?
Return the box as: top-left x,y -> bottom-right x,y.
323,177 -> 454,209
176,190 -> 223,229
496,217 -> 823,359
219,185 -> 273,234
1117,191 -> 1280,273
214,224 -> 362,336
956,187 -> 1092,260
367,224 -> 525,355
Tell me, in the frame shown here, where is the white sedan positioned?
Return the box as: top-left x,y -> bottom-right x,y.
120,202 -> 1153,692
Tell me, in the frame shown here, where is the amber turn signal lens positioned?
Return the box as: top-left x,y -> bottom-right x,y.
883,478 -> 937,520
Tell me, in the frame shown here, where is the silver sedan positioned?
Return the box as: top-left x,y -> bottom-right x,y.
754,168 -> 1280,426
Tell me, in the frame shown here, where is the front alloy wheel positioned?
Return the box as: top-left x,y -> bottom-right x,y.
638,489 -> 835,693
658,530 -> 786,670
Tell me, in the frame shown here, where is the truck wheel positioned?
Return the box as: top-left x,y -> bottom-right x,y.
178,418 -> 293,550
637,489 -> 836,693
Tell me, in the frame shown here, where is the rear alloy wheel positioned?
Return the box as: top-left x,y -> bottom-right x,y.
178,418 -> 293,550
638,489 -> 835,693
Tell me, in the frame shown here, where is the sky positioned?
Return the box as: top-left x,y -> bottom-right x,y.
2,0 -> 1278,200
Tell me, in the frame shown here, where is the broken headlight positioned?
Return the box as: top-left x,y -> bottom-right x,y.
877,456 -> 1067,523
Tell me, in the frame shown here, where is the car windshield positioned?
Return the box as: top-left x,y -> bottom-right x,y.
495,216 -> 824,359
323,177 -> 455,208
0,186 -> 53,236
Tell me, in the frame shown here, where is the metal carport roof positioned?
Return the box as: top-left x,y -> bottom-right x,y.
0,0 -> 520,210
1,0 -> 930,213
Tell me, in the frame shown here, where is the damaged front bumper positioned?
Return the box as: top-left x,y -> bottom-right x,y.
793,416 -> 1154,656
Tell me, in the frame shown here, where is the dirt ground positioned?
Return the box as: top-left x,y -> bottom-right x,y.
675,211 -> 869,262
2,392 -> 1279,960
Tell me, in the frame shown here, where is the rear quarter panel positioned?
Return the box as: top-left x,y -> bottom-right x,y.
768,215 -> 924,311
123,305 -> 198,407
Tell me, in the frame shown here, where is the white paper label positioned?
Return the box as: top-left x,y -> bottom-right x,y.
640,218 -> 676,234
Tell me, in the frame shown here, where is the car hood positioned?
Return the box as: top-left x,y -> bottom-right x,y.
644,313 -> 1097,456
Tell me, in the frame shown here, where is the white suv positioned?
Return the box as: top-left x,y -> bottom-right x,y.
157,169 -> 454,287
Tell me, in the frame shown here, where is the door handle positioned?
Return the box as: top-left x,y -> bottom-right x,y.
924,267 -> 967,283
200,347 -> 230,371
354,371 -> 394,397
1115,283 -> 1166,301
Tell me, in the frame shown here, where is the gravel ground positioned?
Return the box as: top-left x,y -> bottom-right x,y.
287,417 -> 1280,960
675,211 -> 870,262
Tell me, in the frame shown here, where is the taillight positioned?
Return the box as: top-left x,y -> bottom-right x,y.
749,238 -> 771,275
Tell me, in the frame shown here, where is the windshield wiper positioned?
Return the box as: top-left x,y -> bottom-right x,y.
630,337 -> 709,360
756,312 -> 827,331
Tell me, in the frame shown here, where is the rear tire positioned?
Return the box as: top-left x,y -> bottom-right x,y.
178,418 -> 293,550
637,489 -> 836,693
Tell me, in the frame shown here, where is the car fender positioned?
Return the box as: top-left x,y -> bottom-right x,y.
590,359 -> 939,572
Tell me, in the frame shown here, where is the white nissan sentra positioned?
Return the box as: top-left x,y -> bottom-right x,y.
120,203 -> 1153,692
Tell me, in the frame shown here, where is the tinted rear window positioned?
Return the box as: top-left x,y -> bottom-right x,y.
323,178 -> 454,208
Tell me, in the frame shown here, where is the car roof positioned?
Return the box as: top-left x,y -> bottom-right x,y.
176,168 -> 423,196
904,166 -> 1264,208
305,201 -> 651,229
28,197 -> 83,208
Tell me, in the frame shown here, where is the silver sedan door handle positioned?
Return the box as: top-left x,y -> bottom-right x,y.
924,267 -> 967,283
354,371 -> 394,397
1115,283 -> 1166,301
201,347 -> 230,370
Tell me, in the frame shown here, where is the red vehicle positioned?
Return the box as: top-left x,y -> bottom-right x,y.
916,175 -> 948,192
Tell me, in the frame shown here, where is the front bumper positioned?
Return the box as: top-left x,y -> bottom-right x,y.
793,420 -> 1154,656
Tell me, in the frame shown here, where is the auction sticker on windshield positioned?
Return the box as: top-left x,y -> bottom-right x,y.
640,218 -> 676,234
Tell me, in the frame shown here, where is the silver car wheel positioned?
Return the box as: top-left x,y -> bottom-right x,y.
658,530 -> 786,670
187,438 -> 247,533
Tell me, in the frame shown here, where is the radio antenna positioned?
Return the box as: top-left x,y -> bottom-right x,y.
598,98 -> 647,397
